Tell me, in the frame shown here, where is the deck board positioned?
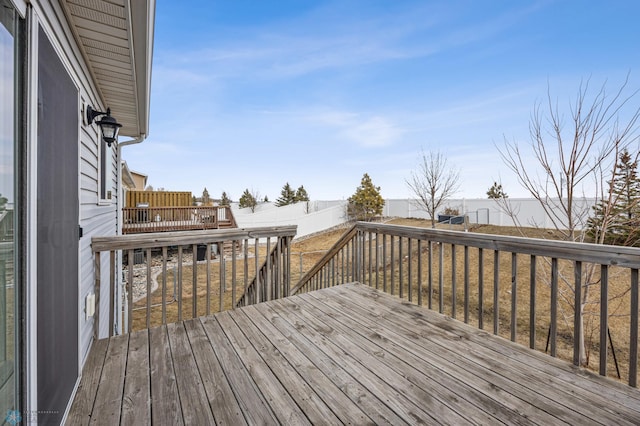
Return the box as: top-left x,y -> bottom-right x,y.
182,319 -> 246,425
120,330 -> 150,425
333,283 -> 640,424
148,326 -> 183,425
67,283 -> 640,425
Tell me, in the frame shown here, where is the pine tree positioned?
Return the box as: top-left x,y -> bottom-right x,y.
202,187 -> 211,205
275,183 -> 296,207
220,191 -> 231,206
294,185 -> 309,202
588,150 -> 640,246
347,173 -> 385,221
487,182 -> 508,199
239,189 -> 258,212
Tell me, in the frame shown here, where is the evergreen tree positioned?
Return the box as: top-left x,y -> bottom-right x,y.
275,182 -> 296,207
588,150 -> 640,246
239,189 -> 258,212
487,182 -> 508,199
202,187 -> 211,205
220,191 -> 231,206
264,195 -> 269,203
347,173 -> 385,221
294,185 -> 310,202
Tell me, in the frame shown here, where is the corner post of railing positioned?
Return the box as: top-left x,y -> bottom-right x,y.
126,249 -> 134,333
93,251 -> 101,340
109,250 -> 116,337
266,237 -> 272,301
275,236 -> 282,299
362,229 -> 367,283
254,238 -> 260,304
355,229 -> 360,282
285,235 -> 292,297
243,239 -> 249,305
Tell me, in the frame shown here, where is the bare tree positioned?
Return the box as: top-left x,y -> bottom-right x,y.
497,76 -> 640,366
406,150 -> 460,228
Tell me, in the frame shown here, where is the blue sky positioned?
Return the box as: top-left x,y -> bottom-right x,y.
123,0 -> 640,201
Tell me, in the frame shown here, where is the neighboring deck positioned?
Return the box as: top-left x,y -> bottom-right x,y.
68,283 -> 640,425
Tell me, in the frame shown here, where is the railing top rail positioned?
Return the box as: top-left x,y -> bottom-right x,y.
92,225 -> 297,252
355,222 -> 640,268
122,206 -> 223,210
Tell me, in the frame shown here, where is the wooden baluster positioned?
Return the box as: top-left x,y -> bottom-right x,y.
493,250 -> 499,335
599,264 -> 609,375
232,240 -> 237,307
510,253 -> 517,342
439,243 -> 444,313
368,231 -> 373,287
255,238 -> 260,304
630,268 -> 638,387
390,235 -> 395,296
243,239 -> 249,305
177,246 -> 183,321
451,244 -> 456,319
162,246 -> 168,324
573,261 -> 582,365
530,255 -> 537,349
408,238 -> 412,303
550,258 -> 558,357
399,237 -> 404,299
266,238 -> 272,300
478,248 -> 484,329
382,234 -> 387,293
147,248 -> 152,329
464,245 -> 469,324
428,241 -> 433,309
375,233 -> 380,290
417,239 -> 423,306
192,244 -> 198,319
219,243 -> 225,312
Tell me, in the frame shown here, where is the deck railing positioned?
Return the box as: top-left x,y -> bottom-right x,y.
292,222 -> 640,387
236,235 -> 293,307
91,225 -> 296,337
122,205 -> 235,234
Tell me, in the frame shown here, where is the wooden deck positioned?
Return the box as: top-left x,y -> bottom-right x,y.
68,283 -> 640,425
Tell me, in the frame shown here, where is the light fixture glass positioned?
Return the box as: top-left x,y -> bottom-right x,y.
86,106 -> 122,147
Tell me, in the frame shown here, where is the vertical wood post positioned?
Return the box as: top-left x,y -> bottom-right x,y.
94,251 -> 101,340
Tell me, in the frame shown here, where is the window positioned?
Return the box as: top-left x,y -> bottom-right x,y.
99,137 -> 112,201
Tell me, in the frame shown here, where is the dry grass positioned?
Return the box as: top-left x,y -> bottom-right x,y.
131,218 -> 637,382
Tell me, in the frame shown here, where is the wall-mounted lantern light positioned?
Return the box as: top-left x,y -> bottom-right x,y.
86,106 -> 122,147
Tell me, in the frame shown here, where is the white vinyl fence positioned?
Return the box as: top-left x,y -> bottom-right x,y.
232,197 -> 597,238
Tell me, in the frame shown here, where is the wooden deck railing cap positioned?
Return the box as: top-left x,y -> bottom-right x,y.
356,221 -> 640,268
92,225 -> 297,252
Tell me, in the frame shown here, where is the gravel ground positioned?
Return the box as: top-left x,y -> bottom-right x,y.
125,251 -> 249,302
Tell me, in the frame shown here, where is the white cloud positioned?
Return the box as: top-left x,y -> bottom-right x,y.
303,110 -> 403,147
341,116 -> 403,148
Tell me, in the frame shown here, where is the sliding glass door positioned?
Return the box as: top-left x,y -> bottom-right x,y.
0,0 -> 23,421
